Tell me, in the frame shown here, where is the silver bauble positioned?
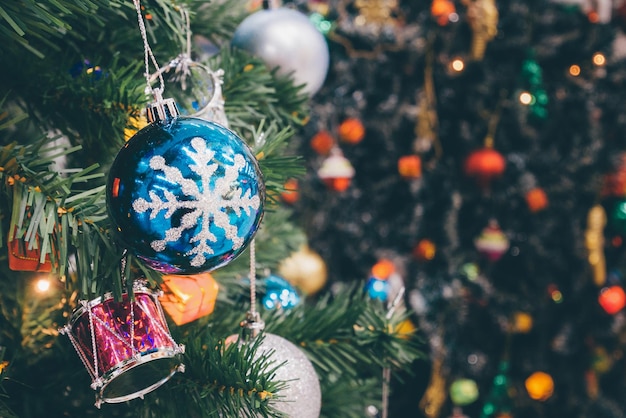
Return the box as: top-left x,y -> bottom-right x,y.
247,333 -> 322,417
232,8 -> 329,96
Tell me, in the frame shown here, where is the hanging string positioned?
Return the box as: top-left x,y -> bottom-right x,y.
241,238 -> 264,338
132,0 -> 165,98
182,6 -> 192,59
249,238 -> 257,316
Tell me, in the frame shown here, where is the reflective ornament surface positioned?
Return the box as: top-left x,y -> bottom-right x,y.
153,55 -> 230,128
60,283 -> 185,407
232,8 -> 330,96
262,274 -> 300,310
243,333 -> 321,418
278,245 -> 328,295
107,117 -> 264,274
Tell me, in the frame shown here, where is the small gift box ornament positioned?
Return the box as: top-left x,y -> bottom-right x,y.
159,272 -> 219,325
7,227 -> 52,272
60,281 -> 185,408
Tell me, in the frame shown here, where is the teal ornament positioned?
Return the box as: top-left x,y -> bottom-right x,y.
610,200 -> 626,235
449,378 -> 479,406
365,277 -> 389,301
262,274 -> 301,310
107,99 -> 265,274
232,8 -> 329,96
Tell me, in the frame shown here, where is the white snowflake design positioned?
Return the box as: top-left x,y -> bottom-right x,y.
132,136 -> 261,267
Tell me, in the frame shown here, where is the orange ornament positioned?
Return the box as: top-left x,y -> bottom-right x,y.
525,371 -> 554,401
310,130 -> 335,155
413,239 -> 436,262
431,0 -> 456,26
398,155 -> 422,179
159,272 -> 219,325
338,118 -> 365,144
281,178 -> 299,205
525,187 -> 549,213
463,147 -> 506,187
371,259 -> 395,280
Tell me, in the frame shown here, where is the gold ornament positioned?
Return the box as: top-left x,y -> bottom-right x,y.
278,245 -> 328,295
461,0 -> 498,61
420,355 -> 447,418
585,205 -> 606,286
511,311 -> 533,333
354,0 -> 398,26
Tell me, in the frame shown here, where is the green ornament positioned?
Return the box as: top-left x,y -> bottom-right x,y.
481,402 -> 495,418
534,90 -> 548,105
609,200 -> 626,235
449,378 -> 480,406
529,105 -> 548,120
309,12 -> 333,35
460,263 -> 479,281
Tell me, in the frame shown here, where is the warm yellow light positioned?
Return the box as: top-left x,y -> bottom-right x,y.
569,64 -> 581,76
451,58 -> 465,72
35,278 -> 51,293
593,52 -> 606,66
519,91 -> 533,105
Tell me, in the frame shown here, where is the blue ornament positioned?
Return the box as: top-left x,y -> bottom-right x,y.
365,277 -> 389,301
262,274 -> 300,310
69,59 -> 104,80
107,107 -> 265,274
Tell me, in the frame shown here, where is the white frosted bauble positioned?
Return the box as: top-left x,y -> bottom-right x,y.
232,8 -> 330,96
254,333 -> 321,417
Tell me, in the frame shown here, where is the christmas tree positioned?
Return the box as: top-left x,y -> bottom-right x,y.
293,0 -> 626,417
4,0 -> 626,417
0,0 -> 421,417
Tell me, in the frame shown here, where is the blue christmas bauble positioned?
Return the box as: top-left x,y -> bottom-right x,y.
232,8 -> 329,96
365,277 -> 390,301
262,274 -> 300,310
107,117 -> 264,274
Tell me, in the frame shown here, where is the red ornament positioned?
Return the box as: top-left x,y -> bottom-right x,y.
431,0 -> 456,26
281,178 -> 299,205
398,155 -> 422,179
61,282 -> 184,407
463,147 -> 506,188
525,187 -> 549,213
7,227 -> 52,272
159,272 -> 219,325
338,118 -> 365,144
310,130 -> 335,155
413,239 -> 436,262
601,154 -> 626,197
317,150 -> 355,192
598,286 -> 626,315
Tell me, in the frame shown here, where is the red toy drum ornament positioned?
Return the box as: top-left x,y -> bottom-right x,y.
60,281 -> 185,408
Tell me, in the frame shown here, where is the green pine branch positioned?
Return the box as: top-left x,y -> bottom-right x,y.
133,329 -> 287,418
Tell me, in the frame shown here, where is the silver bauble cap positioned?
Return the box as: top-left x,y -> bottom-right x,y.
146,97 -> 180,123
